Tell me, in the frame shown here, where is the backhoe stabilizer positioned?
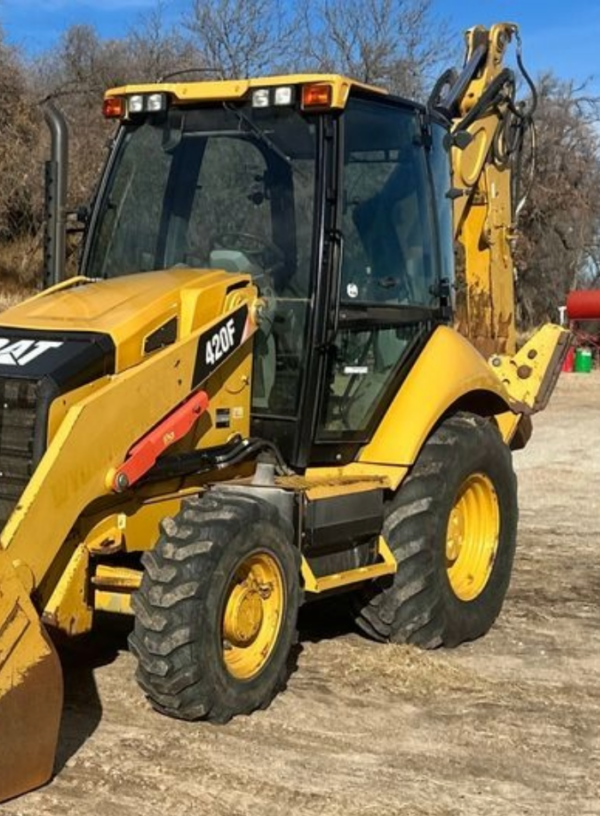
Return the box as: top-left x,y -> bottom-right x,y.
489,324 -> 571,413
0,550 -> 63,802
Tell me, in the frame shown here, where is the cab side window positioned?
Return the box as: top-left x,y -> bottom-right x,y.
341,99 -> 437,307
317,98 -> 439,440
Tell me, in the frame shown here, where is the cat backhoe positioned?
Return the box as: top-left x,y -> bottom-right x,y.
0,23 -> 568,801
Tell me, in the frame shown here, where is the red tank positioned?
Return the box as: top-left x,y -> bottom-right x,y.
567,290 -> 600,320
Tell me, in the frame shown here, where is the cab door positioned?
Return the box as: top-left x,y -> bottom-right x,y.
310,95 -> 452,465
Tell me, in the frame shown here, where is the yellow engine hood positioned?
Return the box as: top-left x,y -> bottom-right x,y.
0,268 -> 250,371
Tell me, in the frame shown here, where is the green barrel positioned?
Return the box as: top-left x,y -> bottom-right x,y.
574,348 -> 593,373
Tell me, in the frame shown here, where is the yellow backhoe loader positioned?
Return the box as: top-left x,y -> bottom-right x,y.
0,23 -> 568,801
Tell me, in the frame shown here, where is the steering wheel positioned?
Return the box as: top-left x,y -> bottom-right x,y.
212,231 -> 286,338
212,231 -> 284,272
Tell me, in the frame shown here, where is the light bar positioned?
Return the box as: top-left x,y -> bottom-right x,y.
103,92 -> 169,119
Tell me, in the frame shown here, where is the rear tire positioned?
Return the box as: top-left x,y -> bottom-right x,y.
129,491 -> 300,722
354,413 -> 518,648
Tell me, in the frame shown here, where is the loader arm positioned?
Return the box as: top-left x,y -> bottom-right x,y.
0,285 -> 257,801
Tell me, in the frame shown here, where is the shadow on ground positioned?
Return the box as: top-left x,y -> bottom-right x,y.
53,614 -> 133,773
51,598 -> 359,774
298,596 -> 357,644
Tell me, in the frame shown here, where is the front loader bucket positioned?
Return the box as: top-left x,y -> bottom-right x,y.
0,551 -> 63,802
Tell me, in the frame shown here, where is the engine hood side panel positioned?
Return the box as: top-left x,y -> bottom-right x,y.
0,268 -> 250,372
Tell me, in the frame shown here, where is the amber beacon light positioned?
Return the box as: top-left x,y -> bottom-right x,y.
301,83 -> 333,108
103,96 -> 124,119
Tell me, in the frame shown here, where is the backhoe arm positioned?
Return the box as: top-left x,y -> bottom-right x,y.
434,23 -> 531,357
429,23 -> 569,428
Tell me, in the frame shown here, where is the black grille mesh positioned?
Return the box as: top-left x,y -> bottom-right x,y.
0,378 -> 37,529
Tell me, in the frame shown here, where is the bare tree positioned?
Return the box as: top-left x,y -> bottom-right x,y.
299,0 -> 456,99
0,27 -> 45,286
515,75 -> 600,326
183,0 -> 298,78
30,6 -> 203,210
126,2 -> 201,81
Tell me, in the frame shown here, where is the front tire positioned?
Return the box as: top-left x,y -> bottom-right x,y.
129,491 -> 300,722
354,413 -> 518,648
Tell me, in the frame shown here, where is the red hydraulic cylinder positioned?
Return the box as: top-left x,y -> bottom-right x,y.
111,390 -> 210,492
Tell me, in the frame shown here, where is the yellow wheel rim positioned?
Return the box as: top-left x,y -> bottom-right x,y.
221,552 -> 285,681
446,473 -> 500,602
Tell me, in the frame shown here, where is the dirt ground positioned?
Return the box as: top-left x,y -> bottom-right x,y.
2,372 -> 600,816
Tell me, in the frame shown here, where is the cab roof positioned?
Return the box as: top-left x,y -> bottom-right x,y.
105,73 -> 388,110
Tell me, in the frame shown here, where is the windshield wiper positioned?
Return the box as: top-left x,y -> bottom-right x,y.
223,102 -> 291,166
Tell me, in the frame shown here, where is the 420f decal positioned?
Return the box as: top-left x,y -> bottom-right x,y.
193,306 -> 251,386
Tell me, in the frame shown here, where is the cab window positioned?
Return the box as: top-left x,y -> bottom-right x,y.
340,98 -> 438,307
317,98 -> 438,441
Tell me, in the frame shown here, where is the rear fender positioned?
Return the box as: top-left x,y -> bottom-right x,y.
359,326 -> 518,468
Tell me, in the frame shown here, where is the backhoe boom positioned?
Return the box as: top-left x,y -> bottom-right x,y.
435,23 -> 534,356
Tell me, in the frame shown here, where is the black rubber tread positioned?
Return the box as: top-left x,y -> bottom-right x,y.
354,412 -> 518,649
129,490 -> 300,723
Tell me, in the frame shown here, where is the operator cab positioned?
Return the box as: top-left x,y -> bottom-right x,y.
82,77 -> 454,468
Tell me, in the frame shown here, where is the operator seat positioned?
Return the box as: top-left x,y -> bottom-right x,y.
352,161 -> 420,303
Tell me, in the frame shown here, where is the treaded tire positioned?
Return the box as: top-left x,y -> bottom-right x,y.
354,413 -> 518,648
129,490 -> 300,723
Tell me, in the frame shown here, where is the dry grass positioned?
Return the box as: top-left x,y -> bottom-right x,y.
0,232 -> 44,311
312,639 -> 491,698
0,234 -> 43,287
0,234 -> 41,313
0,286 -> 34,312
0,232 -> 87,309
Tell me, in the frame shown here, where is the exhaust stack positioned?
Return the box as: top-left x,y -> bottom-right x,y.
43,101 -> 69,289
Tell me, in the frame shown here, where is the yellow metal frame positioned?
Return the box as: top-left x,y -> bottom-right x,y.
0,279 -> 257,593
106,73 -> 387,111
92,565 -> 142,616
489,324 -> 570,412
306,322 -> 568,485
42,544 -> 93,634
452,23 -> 520,357
301,536 -> 397,594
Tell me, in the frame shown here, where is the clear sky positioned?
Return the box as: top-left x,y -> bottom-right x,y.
445,0 -> 600,93
1,0 -> 598,92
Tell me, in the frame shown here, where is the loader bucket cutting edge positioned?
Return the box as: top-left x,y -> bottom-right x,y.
0,551 -> 63,803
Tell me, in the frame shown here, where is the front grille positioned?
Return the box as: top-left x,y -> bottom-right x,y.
0,378 -> 38,529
